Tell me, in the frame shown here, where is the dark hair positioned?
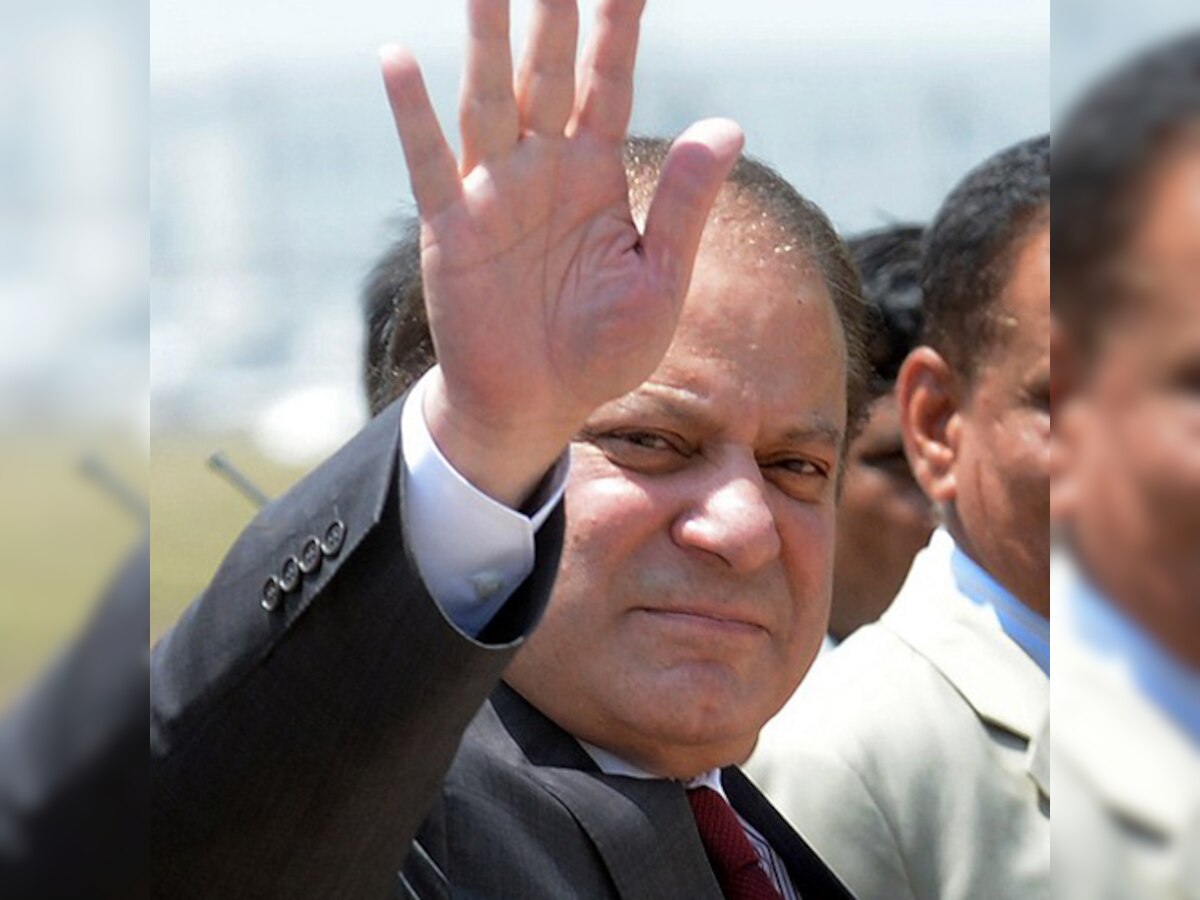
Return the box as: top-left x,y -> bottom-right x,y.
361,217 -> 429,417
364,136 -> 872,437
1053,33 -> 1200,353
921,135 -> 1050,379
846,224 -> 924,391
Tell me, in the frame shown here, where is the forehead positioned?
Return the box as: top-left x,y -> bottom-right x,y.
1132,132 -> 1200,262
619,217 -> 848,438
989,223 -> 1051,367
1104,146 -> 1200,367
1066,143 -> 1200,378
1126,140 -> 1200,304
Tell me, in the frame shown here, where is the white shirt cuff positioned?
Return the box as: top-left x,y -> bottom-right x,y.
400,368 -> 569,638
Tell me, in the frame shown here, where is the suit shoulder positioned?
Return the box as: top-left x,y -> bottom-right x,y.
782,625 -> 953,733
415,703 -> 615,897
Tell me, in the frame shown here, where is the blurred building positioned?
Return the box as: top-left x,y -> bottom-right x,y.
0,0 -> 146,433
149,46 -> 1049,461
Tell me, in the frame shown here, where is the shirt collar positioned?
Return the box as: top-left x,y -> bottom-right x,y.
938,528 -> 1051,675
1067,570 -> 1200,746
576,740 -> 726,798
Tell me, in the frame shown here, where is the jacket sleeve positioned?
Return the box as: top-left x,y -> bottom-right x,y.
150,395 -> 564,900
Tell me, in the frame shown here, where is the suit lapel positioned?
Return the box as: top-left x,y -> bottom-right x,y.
1057,656 -> 1200,898
882,537 -> 1049,800
537,769 -> 722,900
722,767 -> 856,899
1050,559 -> 1200,899
1025,712 -> 1050,800
490,686 -> 857,899
491,684 -> 722,900
1053,564 -> 1200,839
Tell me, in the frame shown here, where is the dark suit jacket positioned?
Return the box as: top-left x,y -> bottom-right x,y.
151,396 -> 852,899
403,682 -> 854,899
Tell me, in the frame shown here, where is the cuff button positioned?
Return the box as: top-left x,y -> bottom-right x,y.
279,555 -> 302,593
261,576 -> 283,611
471,572 -> 504,601
298,536 -> 323,574
321,519 -> 346,558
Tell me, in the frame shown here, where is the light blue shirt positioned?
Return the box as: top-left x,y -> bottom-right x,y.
942,529 -> 1050,675
1067,572 -> 1200,746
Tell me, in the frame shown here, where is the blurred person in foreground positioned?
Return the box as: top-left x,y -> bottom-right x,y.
152,2 -> 867,897
749,136 -> 1051,900
826,225 -> 934,649
0,543 -> 148,900
1052,33 -> 1200,900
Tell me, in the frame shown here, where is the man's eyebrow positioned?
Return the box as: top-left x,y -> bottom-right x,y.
608,390 -> 844,448
607,390 -> 710,425
779,422 -> 844,449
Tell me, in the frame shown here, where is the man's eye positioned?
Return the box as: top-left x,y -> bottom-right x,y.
762,456 -> 834,502
1171,363 -> 1200,397
618,432 -> 675,451
587,430 -> 691,470
768,457 -> 829,479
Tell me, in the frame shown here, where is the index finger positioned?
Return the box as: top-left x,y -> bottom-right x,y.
381,44 -> 463,219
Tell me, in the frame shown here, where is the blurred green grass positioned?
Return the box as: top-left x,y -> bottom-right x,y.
150,435 -> 309,639
0,433 -> 308,708
0,434 -> 145,709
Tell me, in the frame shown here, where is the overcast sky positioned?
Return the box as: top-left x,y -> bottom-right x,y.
152,0 -> 1050,82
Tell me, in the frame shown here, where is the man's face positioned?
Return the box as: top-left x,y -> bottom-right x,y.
951,222 -> 1052,615
831,393 -> 934,641
1059,141 -> 1200,602
505,216 -> 848,778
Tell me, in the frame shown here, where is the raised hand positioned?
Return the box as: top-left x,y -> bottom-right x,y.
381,0 -> 743,506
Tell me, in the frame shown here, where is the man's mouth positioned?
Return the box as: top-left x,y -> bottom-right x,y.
634,605 -> 769,637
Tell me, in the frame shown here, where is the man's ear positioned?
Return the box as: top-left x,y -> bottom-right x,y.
896,346 -> 960,505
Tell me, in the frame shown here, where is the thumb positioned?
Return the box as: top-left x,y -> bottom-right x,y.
641,118 -> 745,301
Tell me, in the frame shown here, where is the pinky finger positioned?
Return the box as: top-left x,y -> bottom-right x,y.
380,44 -> 463,219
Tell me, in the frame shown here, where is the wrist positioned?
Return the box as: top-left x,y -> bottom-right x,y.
421,369 -> 576,509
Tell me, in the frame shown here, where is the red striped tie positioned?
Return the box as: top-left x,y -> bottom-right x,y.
687,787 -> 784,900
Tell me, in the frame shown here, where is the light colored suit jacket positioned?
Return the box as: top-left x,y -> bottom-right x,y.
1053,560 -> 1200,900
746,534 -> 1050,900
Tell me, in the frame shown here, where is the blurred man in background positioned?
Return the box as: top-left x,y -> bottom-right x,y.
749,136 -> 1051,900
1052,32 -> 1200,900
826,224 -> 934,648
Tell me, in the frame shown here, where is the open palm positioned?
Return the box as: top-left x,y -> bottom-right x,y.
382,0 -> 742,504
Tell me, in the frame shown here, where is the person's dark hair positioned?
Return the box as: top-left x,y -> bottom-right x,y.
846,224 -> 924,392
361,217 -> 429,417
921,135 -> 1050,380
364,136 -> 872,438
1053,33 -> 1200,355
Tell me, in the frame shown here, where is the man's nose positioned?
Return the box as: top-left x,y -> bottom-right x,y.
671,456 -> 782,574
